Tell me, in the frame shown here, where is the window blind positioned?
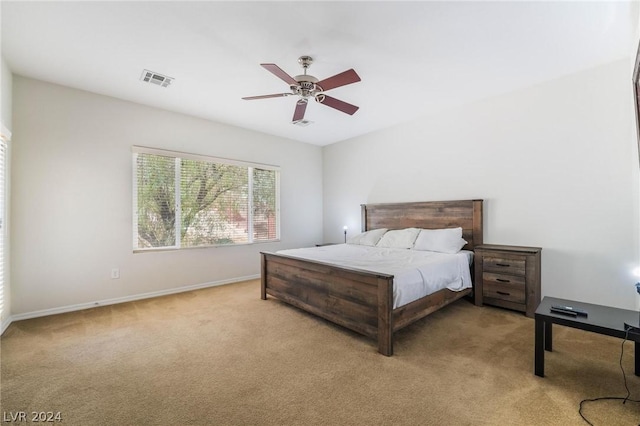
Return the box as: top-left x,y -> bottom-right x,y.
133,146 -> 280,250
0,138 -> 6,323
252,168 -> 278,241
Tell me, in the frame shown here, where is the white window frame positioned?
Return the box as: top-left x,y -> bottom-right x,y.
0,125 -> 10,331
132,146 -> 280,252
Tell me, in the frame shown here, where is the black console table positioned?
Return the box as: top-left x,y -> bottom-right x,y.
534,296 -> 640,377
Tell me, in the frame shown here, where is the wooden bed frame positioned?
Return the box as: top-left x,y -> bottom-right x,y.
260,199 -> 483,356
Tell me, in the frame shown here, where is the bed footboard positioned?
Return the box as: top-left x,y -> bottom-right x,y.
261,252 -> 396,355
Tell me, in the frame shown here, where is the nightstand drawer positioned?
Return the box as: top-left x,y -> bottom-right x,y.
483,256 -> 526,276
483,280 -> 525,304
482,272 -> 526,287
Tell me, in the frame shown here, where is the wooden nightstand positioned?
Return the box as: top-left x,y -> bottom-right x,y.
474,244 -> 542,318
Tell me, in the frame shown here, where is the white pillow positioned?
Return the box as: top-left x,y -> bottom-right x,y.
414,227 -> 467,254
376,228 -> 420,249
347,228 -> 388,246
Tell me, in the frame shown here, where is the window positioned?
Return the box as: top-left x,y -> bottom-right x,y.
0,133 -> 6,325
133,147 -> 279,251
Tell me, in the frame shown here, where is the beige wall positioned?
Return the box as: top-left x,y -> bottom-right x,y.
323,59 -> 640,310
11,76 -> 323,316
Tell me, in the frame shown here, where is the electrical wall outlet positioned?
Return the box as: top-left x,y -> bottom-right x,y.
111,268 -> 120,279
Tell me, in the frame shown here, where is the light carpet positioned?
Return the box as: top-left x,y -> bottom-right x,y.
1,280 -> 639,425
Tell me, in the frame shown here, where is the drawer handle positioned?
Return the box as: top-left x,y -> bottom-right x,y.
496,263 -> 510,267
496,278 -> 510,283
497,291 -> 510,296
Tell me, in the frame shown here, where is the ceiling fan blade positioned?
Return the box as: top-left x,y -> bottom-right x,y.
317,95 -> 359,115
242,93 -> 290,100
316,69 -> 361,92
292,100 -> 308,122
261,63 -> 298,86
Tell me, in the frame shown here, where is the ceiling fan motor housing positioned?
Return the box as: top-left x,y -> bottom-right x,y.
292,71 -> 320,98
292,79 -> 320,99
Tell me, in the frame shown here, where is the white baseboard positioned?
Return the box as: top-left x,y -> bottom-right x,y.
2,275 -> 259,332
1,316 -> 12,335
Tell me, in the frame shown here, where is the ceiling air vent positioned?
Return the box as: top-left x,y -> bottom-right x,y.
140,69 -> 173,88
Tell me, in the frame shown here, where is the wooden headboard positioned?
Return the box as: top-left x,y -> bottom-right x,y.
361,199 -> 483,250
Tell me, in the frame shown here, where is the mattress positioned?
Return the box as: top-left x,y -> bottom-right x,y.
276,244 -> 473,309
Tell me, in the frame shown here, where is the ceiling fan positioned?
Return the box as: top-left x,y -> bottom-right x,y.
242,56 -> 361,124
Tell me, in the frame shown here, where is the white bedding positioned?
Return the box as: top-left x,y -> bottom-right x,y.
276,244 -> 473,309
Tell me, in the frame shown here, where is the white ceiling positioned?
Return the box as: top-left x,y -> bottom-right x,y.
1,1 -> 636,146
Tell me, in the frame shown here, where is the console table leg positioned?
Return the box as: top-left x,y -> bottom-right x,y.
544,321 -> 552,351
535,317 -> 545,377
633,342 -> 640,376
